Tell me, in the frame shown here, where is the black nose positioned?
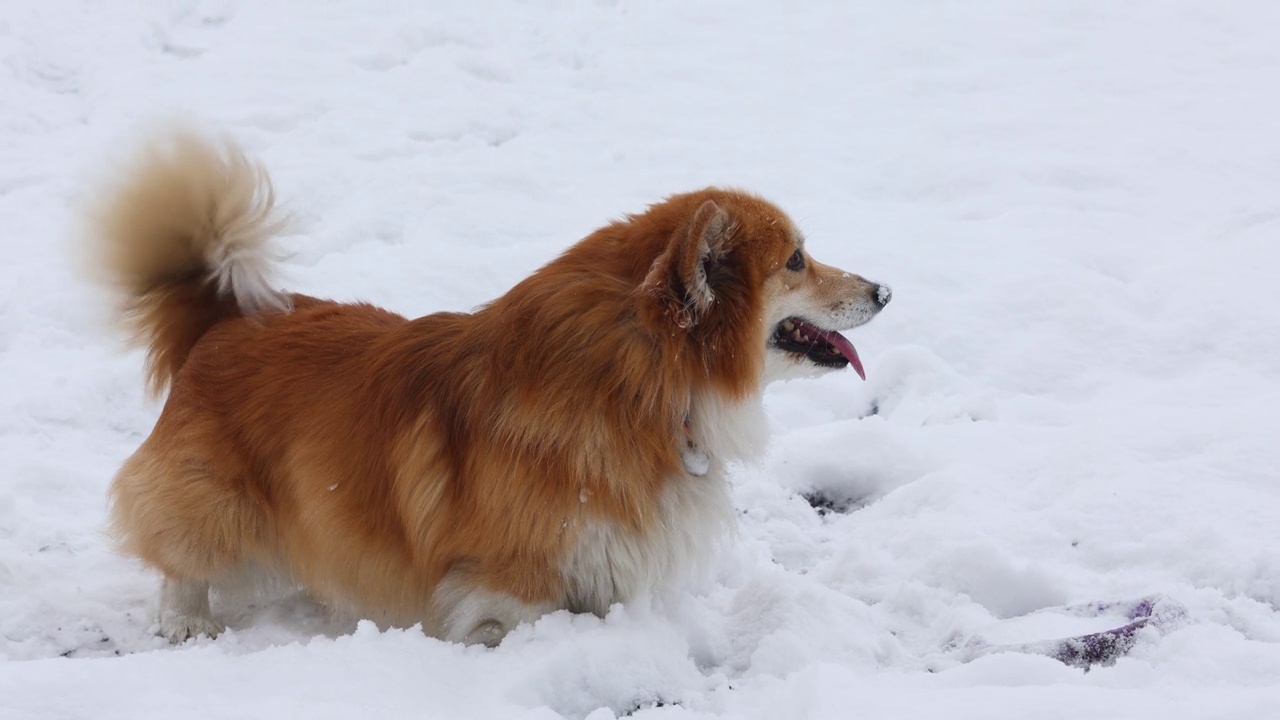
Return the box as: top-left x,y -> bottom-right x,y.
874,284 -> 892,307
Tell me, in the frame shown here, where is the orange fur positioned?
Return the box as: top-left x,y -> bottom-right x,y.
93,132 -> 888,644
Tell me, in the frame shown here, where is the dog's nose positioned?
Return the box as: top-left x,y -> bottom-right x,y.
874,284 -> 892,307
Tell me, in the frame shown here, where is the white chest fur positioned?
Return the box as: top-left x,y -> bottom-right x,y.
560,391 -> 765,613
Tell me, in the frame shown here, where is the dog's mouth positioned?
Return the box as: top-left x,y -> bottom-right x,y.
770,317 -> 865,379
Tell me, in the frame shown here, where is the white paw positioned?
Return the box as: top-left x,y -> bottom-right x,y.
463,619 -> 506,648
682,445 -> 710,476
159,613 -> 225,643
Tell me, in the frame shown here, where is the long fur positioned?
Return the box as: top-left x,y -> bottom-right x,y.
93,131 -> 887,644
88,132 -> 290,397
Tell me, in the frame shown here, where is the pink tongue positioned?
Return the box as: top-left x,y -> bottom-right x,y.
813,328 -> 865,380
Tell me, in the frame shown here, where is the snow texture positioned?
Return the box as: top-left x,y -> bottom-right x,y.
4,1 -> 1280,718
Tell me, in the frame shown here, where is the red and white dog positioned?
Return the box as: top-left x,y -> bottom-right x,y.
93,132 -> 890,645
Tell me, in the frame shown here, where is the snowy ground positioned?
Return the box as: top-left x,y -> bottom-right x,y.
4,1 -> 1280,718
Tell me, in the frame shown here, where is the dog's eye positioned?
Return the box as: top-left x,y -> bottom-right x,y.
786,250 -> 805,271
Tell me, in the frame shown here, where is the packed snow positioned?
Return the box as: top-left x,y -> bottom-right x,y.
3,1 -> 1280,718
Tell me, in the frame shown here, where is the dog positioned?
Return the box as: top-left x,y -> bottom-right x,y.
91,131 -> 890,645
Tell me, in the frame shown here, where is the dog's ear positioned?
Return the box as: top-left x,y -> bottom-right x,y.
643,200 -> 735,329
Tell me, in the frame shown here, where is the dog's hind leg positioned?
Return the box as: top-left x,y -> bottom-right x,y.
109,425 -> 273,643
159,577 -> 223,641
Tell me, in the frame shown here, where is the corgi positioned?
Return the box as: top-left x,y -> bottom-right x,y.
92,132 -> 890,645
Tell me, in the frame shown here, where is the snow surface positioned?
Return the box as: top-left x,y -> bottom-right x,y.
4,1 -> 1280,717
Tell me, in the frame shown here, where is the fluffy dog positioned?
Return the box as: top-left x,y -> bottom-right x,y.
92,132 -> 890,645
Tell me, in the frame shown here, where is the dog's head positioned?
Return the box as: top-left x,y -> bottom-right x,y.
639,189 -> 890,390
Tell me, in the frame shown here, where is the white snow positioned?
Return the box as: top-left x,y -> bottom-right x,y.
4,1 -> 1280,718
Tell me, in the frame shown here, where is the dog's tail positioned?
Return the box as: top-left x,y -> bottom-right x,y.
89,131 -> 291,397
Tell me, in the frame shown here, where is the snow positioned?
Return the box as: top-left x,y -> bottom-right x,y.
3,1 -> 1280,718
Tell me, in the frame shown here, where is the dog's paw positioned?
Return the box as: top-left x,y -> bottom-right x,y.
159,613 -> 225,643
681,445 -> 710,476
463,619 -> 506,648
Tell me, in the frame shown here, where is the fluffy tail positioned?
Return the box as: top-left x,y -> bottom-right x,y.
89,131 -> 291,397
